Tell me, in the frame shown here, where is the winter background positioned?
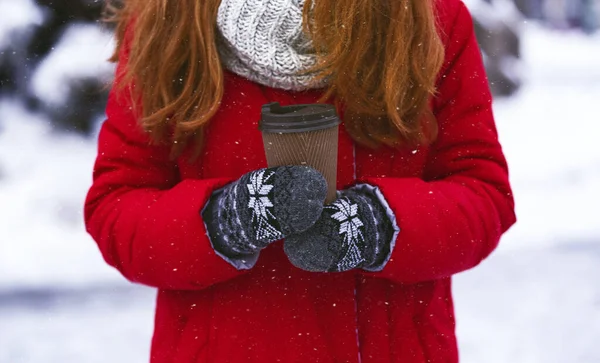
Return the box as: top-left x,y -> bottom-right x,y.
0,0 -> 599,362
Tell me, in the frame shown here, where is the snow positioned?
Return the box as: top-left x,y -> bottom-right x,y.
31,24 -> 115,105
0,100 -> 124,290
486,24 -> 600,251
463,0 -> 524,30
454,241 -> 600,363
0,286 -> 155,363
0,0 -> 43,49
452,24 -> 600,363
1,16 -> 599,363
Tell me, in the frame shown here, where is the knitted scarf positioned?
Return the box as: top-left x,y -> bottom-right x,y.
216,0 -> 325,91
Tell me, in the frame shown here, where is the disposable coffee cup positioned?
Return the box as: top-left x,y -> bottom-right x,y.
259,102 -> 340,203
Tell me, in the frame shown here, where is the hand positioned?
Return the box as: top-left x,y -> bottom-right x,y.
284,186 -> 395,272
203,166 -> 327,257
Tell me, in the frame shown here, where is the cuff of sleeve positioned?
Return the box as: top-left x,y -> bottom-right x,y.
201,187 -> 260,270
349,183 -> 400,272
210,245 -> 259,270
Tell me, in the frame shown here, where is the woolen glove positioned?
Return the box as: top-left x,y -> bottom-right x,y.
284,185 -> 397,272
203,166 -> 327,258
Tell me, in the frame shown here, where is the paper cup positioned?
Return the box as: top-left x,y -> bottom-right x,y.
259,102 -> 340,203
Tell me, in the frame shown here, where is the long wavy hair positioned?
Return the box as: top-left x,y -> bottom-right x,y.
105,0 -> 444,157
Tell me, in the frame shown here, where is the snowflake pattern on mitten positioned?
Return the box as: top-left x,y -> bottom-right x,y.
247,169 -> 283,241
327,197 -> 367,271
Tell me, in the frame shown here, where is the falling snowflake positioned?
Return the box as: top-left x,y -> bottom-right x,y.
247,170 -> 282,240
327,197 -> 366,270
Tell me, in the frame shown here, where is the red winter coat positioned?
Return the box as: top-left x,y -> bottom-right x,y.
85,1 -> 516,362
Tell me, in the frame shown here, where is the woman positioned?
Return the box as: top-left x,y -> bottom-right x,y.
85,0 -> 516,361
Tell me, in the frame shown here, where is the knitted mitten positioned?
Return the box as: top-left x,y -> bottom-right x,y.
203,166 -> 327,257
284,186 -> 396,272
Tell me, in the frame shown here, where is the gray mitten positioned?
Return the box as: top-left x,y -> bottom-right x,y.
203,166 -> 327,258
284,185 -> 397,272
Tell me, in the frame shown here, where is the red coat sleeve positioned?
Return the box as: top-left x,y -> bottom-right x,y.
360,2 -> 516,283
84,47 -> 244,290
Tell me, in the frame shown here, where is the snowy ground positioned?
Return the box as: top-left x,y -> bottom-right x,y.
1,13 -> 599,363
0,286 -> 155,363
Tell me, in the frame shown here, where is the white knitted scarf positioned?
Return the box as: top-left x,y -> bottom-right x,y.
216,0 -> 325,91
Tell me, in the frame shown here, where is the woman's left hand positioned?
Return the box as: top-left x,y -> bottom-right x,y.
283,186 -> 397,272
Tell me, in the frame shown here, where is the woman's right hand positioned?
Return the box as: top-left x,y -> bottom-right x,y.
203,166 -> 327,257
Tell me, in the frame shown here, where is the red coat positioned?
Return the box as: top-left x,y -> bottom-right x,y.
85,1 -> 516,362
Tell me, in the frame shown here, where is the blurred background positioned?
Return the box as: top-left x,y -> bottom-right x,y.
0,0 -> 599,362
